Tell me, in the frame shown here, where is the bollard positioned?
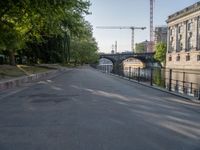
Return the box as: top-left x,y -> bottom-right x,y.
190,82 -> 193,95
150,68 -> 153,86
137,67 -> 140,82
168,69 -> 172,91
182,72 -> 185,93
198,87 -> 200,100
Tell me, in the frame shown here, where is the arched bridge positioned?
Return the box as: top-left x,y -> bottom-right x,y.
99,52 -> 157,73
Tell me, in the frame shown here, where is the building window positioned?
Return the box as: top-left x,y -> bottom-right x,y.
170,29 -> 173,35
176,55 -> 180,61
197,55 -> 200,61
178,35 -> 183,51
171,37 -> 173,42
186,54 -> 190,61
178,26 -> 182,33
169,56 -> 172,61
188,22 -> 193,31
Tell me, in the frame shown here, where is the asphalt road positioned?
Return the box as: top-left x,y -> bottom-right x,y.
0,67 -> 200,150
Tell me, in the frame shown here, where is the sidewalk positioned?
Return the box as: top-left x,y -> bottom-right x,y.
0,66 -> 70,91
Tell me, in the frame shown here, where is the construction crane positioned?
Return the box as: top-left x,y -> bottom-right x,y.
96,26 -> 146,53
149,0 -> 155,52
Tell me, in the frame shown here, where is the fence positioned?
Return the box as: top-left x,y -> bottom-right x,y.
93,64 -> 200,100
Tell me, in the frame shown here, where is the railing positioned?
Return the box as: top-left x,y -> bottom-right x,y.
92,64 -> 200,100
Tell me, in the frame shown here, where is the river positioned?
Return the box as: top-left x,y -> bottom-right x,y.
97,58 -> 200,98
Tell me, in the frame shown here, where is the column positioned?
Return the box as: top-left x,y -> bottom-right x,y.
196,17 -> 200,50
167,27 -> 171,53
175,24 -> 179,52
194,17 -> 198,50
184,21 -> 188,51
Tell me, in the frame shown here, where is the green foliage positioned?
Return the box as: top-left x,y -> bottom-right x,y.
135,43 -> 145,53
153,68 -> 165,87
71,37 -> 99,65
0,0 -> 96,65
154,42 -> 167,64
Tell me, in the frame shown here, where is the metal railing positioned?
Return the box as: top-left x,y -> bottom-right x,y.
92,64 -> 200,100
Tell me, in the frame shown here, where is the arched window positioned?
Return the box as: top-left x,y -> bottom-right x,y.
188,22 -> 193,31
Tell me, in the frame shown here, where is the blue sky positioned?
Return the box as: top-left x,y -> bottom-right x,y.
85,0 -> 200,53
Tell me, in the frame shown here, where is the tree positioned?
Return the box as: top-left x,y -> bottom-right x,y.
154,42 -> 167,66
135,43 -> 145,53
0,0 -> 91,65
70,21 -> 99,65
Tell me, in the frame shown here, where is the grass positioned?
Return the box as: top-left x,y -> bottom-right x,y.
17,65 -> 51,75
61,63 -> 77,67
0,65 -> 54,81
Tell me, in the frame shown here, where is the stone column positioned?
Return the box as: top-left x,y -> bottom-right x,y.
167,27 -> 171,53
183,21 -> 188,51
196,17 -> 199,50
175,24 -> 179,52
194,17 -> 198,50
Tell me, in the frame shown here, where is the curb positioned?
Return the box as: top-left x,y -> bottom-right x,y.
0,68 -> 67,91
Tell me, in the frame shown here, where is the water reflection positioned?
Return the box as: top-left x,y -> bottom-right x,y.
98,58 -> 113,73
97,61 -> 200,98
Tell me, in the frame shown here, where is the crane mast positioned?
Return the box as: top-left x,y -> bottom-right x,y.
96,26 -> 146,53
149,0 -> 154,52
150,0 -> 154,42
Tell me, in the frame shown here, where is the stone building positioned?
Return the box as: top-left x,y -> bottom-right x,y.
166,2 -> 200,70
154,26 -> 167,45
123,58 -> 145,75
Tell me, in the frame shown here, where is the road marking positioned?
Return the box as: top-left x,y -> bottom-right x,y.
0,87 -> 28,100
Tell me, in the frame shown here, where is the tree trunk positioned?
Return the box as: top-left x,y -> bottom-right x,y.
9,50 -> 16,65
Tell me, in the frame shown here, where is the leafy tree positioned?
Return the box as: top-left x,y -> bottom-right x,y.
71,38 -> 99,65
135,43 -> 145,53
0,0 -> 92,65
154,42 -> 167,66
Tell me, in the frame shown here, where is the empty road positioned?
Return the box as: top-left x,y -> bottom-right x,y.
0,67 -> 200,150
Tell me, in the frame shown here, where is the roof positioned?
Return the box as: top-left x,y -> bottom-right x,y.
167,2 -> 200,23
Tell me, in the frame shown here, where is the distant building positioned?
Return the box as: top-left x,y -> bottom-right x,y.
166,2 -> 200,70
154,26 -> 167,45
123,58 -> 145,74
135,41 -> 148,53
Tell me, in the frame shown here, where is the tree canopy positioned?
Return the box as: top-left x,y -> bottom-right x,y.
135,42 -> 146,53
154,42 -> 167,65
0,0 -> 98,65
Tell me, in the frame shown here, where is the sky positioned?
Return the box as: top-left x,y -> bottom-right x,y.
85,0 -> 200,53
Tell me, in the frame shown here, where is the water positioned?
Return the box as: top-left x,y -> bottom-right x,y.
97,62 -> 200,98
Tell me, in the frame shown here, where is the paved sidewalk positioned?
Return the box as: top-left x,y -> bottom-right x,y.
0,67 -> 70,91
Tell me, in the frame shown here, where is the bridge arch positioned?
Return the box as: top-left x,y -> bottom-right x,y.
99,52 -> 157,73
99,56 -> 116,64
98,57 -> 114,73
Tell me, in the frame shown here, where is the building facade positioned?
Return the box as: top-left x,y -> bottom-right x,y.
123,58 -> 145,73
154,26 -> 167,45
166,2 -> 200,70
